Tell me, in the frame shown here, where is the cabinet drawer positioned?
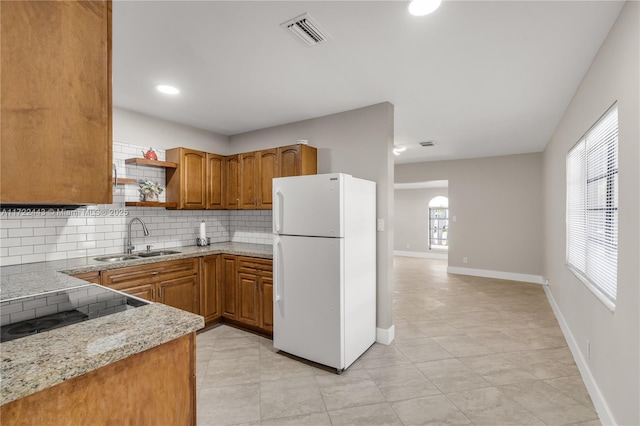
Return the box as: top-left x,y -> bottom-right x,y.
238,257 -> 272,275
101,258 -> 198,290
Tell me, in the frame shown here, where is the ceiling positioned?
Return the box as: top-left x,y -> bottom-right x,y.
112,1 -> 624,164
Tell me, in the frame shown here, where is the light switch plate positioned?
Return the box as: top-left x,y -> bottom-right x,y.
377,219 -> 384,231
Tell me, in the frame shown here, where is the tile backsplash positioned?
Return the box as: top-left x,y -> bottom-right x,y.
0,141 -> 273,266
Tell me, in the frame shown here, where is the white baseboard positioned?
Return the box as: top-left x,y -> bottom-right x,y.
394,250 -> 448,260
543,286 -> 616,426
376,325 -> 395,345
446,266 -> 544,285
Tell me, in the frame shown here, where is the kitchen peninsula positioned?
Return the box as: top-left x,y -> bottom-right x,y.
0,241 -> 272,424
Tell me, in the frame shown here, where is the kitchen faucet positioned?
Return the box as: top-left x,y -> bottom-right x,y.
126,217 -> 150,254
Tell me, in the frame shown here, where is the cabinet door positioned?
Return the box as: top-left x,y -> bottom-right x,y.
238,273 -> 260,327
182,149 -> 207,209
158,275 -> 199,314
257,149 -> 278,209
221,255 -> 238,319
239,152 -> 257,209
278,145 -> 318,178
224,155 -> 239,210
121,284 -> 155,302
0,1 -> 112,205
206,153 -> 224,210
260,275 -> 273,332
70,271 -> 101,285
200,255 -> 221,323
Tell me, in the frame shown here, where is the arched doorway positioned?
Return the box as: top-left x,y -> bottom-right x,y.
428,196 -> 449,250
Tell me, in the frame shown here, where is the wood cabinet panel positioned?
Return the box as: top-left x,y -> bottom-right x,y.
278,144 -> 318,178
221,255 -> 238,319
200,255 -> 221,323
166,148 -> 207,209
121,283 -> 155,302
158,275 -> 199,314
238,273 -> 260,327
257,149 -> 278,209
0,0 -> 112,205
206,153 -> 225,210
239,152 -> 258,209
70,271 -> 101,284
1,334 -> 195,425
261,276 -> 274,333
224,155 -> 239,210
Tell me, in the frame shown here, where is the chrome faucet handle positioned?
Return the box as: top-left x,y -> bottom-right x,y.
146,245 -> 153,252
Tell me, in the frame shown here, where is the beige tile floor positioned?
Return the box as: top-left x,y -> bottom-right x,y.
196,257 -> 600,425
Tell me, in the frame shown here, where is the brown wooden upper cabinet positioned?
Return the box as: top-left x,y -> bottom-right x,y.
239,149 -> 278,210
278,144 -> 318,178
224,155 -> 240,210
165,144 -> 316,210
0,0 -> 113,205
166,148 -> 207,209
206,153 -> 225,210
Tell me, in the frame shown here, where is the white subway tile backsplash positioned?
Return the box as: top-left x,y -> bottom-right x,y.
8,228 -> 33,238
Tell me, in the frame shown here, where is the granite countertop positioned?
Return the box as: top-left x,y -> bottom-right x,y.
0,242 -> 271,405
1,242 -> 272,300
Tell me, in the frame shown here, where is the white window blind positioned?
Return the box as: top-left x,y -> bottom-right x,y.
566,104 -> 618,305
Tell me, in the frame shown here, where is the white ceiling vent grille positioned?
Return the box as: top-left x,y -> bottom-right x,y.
419,141 -> 437,147
281,13 -> 330,47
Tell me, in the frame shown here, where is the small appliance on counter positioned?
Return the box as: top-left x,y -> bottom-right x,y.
272,173 -> 376,372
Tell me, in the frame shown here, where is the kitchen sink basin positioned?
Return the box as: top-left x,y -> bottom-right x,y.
94,255 -> 142,262
136,250 -> 181,258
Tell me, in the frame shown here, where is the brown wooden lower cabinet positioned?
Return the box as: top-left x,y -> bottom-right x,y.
70,271 -> 101,284
200,254 -> 222,323
235,256 -> 273,333
100,258 -> 199,315
77,254 -> 273,333
221,254 -> 238,320
1,333 -> 196,425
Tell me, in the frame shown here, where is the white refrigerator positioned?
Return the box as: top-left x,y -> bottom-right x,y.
272,173 -> 376,371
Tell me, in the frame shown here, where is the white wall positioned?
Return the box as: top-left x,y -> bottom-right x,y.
542,2 -> 639,424
229,102 -> 396,340
114,107 -> 229,154
394,187 -> 448,254
395,153 -> 543,281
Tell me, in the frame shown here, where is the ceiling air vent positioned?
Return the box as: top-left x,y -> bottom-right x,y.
281,13 -> 330,47
419,141 -> 437,147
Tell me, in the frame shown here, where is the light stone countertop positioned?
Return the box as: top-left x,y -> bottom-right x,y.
0,242 -> 272,405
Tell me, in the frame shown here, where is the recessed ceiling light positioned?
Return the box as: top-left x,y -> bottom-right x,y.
408,0 -> 442,16
156,85 -> 180,95
393,146 -> 407,155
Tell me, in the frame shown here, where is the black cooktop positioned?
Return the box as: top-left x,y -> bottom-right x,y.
1,284 -> 148,343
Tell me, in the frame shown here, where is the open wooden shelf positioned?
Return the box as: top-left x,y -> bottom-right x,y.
124,158 -> 178,168
112,178 -> 138,185
125,201 -> 177,208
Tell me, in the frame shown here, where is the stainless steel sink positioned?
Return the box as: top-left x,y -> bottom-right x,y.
94,255 -> 142,262
94,250 -> 180,262
136,250 -> 181,258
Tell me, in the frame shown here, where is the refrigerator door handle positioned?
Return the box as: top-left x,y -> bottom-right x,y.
274,189 -> 283,233
275,238 -> 282,302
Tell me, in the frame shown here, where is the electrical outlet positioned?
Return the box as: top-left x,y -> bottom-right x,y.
586,339 -> 591,360
463,257 -> 468,264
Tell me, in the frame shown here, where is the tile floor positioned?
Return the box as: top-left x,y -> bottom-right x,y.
196,257 -> 600,425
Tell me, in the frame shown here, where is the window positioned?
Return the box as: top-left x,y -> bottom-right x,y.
566,104 -> 618,308
428,196 -> 448,250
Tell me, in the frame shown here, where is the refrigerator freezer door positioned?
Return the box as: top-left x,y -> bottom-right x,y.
273,235 -> 344,369
273,174 -> 344,238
